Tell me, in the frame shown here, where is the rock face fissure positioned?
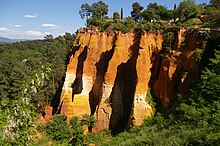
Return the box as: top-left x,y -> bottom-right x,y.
72,46 -> 88,101
51,45 -> 81,114
149,52 -> 162,86
109,33 -> 140,134
51,76 -> 65,115
71,45 -> 81,57
89,35 -> 116,116
56,28 -> 204,132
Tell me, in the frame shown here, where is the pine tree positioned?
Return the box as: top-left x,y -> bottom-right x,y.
121,8 -> 123,19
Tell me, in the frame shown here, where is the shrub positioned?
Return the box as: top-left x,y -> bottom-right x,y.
193,48 -> 203,64
184,18 -> 202,26
145,88 -> 156,113
46,114 -> 71,142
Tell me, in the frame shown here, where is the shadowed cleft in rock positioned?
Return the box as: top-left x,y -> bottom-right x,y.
89,35 -> 117,116
109,33 -> 141,135
72,46 -> 88,101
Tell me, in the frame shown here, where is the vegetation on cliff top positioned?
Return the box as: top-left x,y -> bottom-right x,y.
79,0 -> 220,33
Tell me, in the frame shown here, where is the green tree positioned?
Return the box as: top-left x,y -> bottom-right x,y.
1,64 -> 52,145
113,12 -> 120,21
81,114 -> 97,132
210,0 -> 220,7
121,8 -> 123,20
177,0 -> 201,20
203,6 -> 220,15
79,3 -> 92,20
142,2 -> 173,21
44,34 -> 53,40
152,3 -> 172,20
80,1 -> 108,26
63,32 -> 75,48
141,9 -> 155,21
69,116 -> 84,145
45,114 -> 97,145
147,2 -> 160,10
131,2 -> 144,22
91,0 -> 108,19
174,4 -> 177,22
46,114 -> 71,142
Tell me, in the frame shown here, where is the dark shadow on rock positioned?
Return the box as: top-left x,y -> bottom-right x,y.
51,76 -> 65,114
89,35 -> 117,116
71,46 -> 88,101
153,30 -> 203,112
109,33 -> 141,135
51,45 -> 81,114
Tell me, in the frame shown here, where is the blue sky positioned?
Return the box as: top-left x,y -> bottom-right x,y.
0,0 -> 209,39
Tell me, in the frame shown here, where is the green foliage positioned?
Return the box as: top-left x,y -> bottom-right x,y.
80,0 -> 218,33
184,18 -> 203,26
177,0 -> 202,20
141,9 -> 155,22
87,17 -> 102,27
44,114 -> 98,145
205,18 -> 220,27
79,3 -> 92,20
46,114 -> 71,142
193,48 -> 203,64
205,5 -> 220,15
142,2 -> 173,21
44,34 -> 53,40
0,34 -> 74,113
0,64 -> 52,145
81,114 -> 97,129
210,0 -> 220,7
91,1 -> 108,19
131,2 -> 144,22
0,33 -> 74,145
145,88 -> 156,113
79,1 -> 109,25
83,129 -> 111,145
100,20 -> 114,31
113,12 -> 120,21
104,17 -> 135,33
161,31 -> 175,56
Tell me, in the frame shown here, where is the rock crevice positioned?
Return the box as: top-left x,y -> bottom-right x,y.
72,46 -> 88,100
109,33 -> 141,134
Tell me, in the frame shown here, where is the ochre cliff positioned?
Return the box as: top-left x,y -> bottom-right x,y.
154,28 -> 203,108
56,28 -> 203,132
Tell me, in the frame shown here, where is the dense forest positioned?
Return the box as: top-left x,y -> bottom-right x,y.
0,33 -> 75,145
0,0 -> 220,145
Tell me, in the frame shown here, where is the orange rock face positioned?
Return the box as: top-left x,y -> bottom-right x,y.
57,28 -> 202,132
154,28 -> 203,108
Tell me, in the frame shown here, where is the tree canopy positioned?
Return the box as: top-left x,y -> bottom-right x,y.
210,0 -> 220,7
79,3 -> 92,20
177,0 -> 201,19
79,0 -> 108,26
113,12 -> 120,21
131,2 -> 144,22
